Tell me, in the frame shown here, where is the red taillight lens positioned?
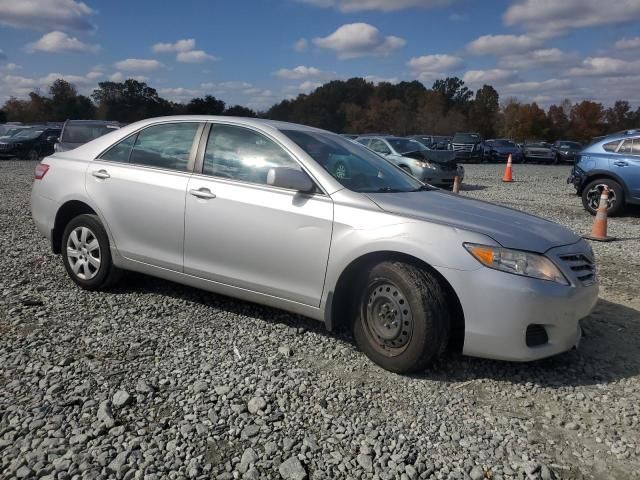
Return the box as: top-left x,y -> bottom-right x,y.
35,163 -> 50,180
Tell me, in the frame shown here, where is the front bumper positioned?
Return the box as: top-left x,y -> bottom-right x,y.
437,240 -> 598,361
421,165 -> 464,187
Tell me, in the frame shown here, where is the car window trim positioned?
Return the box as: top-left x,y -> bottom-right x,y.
193,121 -> 329,196
95,120 -> 204,173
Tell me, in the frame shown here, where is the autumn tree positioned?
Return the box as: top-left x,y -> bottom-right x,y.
469,85 -> 500,138
569,101 -> 605,142
547,102 -> 570,141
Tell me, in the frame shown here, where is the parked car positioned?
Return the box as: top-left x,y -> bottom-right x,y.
449,132 -> 484,162
356,135 -> 464,188
483,139 -> 523,163
568,129 -> 640,215
408,135 -> 451,151
522,141 -> 556,163
31,116 -> 598,373
0,125 -> 32,140
0,126 -> 61,160
55,120 -> 123,153
552,140 -> 582,164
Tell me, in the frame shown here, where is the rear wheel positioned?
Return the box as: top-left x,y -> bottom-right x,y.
581,179 -> 624,216
28,149 -> 39,161
61,214 -> 122,290
353,261 -> 450,373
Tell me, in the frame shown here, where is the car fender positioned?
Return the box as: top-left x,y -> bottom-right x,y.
581,168 -> 631,197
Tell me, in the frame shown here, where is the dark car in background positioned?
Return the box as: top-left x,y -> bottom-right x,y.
483,139 -> 523,163
552,140 -> 582,164
0,127 -> 61,160
522,141 -> 556,164
450,132 -> 484,162
55,120 -> 123,153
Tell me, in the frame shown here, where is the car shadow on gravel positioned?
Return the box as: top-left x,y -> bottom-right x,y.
415,298 -> 640,389
459,184 -> 488,191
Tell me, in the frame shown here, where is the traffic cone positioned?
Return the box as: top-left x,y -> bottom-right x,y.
584,186 -> 615,242
452,175 -> 461,194
502,154 -> 513,182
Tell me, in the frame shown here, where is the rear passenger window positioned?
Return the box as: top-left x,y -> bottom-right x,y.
203,124 -> 302,186
618,139 -> 633,154
632,139 -> 640,156
129,123 -> 199,171
603,140 -> 621,152
100,134 -> 136,163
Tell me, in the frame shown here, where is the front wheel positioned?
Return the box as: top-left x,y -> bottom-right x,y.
61,214 -> 122,290
353,261 -> 450,373
581,179 -> 624,216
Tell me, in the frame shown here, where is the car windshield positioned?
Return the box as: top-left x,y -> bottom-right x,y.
558,141 -> 581,149
494,140 -> 516,147
452,133 -> 481,143
281,129 -> 424,193
13,129 -> 43,140
387,138 -> 427,154
62,124 -> 119,143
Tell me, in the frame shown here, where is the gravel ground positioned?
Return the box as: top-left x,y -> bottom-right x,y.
1,161 -> 639,480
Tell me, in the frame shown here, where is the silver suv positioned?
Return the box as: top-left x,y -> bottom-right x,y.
31,116 -> 598,373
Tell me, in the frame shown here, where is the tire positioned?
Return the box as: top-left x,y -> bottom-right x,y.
28,149 -> 39,161
353,261 -> 450,373
61,214 -> 122,290
581,179 -> 624,216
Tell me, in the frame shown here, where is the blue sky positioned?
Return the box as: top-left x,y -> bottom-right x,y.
1,0 -> 640,110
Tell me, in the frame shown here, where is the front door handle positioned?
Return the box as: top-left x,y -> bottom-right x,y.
614,161 -> 628,167
189,188 -> 216,199
92,169 -> 110,179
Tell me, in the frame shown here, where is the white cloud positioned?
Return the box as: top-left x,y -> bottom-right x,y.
615,37 -> 640,50
158,87 -> 201,101
567,57 -> 640,77
1,63 -> 21,71
293,38 -> 308,52
176,50 -> 217,63
467,34 -> 540,55
296,0 -> 456,12
499,48 -> 574,69
284,81 -> 324,94
504,0 -> 640,37
313,23 -> 405,59
504,78 -> 572,93
108,72 -> 148,82
152,39 -> 196,53
26,31 -> 99,53
273,65 -> 333,80
462,69 -> 518,85
408,54 -> 463,82
114,58 -> 165,71
0,0 -> 94,31
364,75 -> 401,84
85,70 -> 102,80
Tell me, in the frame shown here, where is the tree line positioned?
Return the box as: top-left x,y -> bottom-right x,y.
1,76 -> 638,143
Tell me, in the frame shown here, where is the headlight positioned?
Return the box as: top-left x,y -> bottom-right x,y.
414,160 -> 436,170
464,243 -> 569,285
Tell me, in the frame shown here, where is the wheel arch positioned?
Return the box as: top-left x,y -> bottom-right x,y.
325,250 -> 465,352
52,200 -> 98,254
582,170 -> 629,197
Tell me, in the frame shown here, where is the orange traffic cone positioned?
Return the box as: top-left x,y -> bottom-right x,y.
452,175 -> 461,194
584,186 -> 615,242
502,154 -> 513,182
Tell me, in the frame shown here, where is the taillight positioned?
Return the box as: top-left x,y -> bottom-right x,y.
35,163 -> 50,180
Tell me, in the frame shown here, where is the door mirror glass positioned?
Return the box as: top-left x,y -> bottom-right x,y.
267,167 -> 314,192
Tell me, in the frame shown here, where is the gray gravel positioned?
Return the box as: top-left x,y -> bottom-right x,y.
1,160 -> 639,479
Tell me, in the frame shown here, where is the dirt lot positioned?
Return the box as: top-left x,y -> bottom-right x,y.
0,161 -> 639,480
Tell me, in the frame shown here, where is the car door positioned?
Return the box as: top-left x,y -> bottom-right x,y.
85,121 -> 203,271
612,138 -> 640,199
183,123 -> 333,307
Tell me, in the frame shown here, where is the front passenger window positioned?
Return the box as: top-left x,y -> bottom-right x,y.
203,124 -> 302,186
129,123 -> 199,171
618,139 -> 633,154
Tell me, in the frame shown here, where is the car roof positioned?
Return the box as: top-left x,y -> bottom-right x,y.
65,120 -> 122,125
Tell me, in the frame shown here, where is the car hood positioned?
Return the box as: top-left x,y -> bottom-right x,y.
365,190 -> 579,253
395,150 -> 458,165
494,146 -> 521,153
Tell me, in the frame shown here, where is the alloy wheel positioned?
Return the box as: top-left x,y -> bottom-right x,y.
66,226 -> 101,280
586,183 -> 616,211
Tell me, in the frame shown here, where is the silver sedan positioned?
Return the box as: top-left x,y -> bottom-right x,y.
31,116 -> 598,373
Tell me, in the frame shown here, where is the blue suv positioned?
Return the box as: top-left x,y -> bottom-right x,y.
568,130 -> 640,216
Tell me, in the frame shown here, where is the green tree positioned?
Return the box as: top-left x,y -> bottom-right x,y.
569,101 -> 605,142
469,85 -> 499,138
92,79 -> 174,123
432,77 -> 472,112
48,79 -> 95,121
547,102 -> 570,141
605,100 -> 636,133
224,105 -> 257,117
186,95 -> 225,115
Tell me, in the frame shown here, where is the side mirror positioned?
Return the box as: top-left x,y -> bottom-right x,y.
47,136 -> 58,143
267,167 -> 315,192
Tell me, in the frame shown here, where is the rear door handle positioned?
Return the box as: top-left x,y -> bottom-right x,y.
614,161 -> 628,167
92,169 -> 110,179
189,188 -> 216,199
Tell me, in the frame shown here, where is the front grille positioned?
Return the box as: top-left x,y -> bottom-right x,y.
526,324 -> 548,347
452,143 -> 473,152
526,151 -> 553,157
0,143 -> 12,151
559,253 -> 596,285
